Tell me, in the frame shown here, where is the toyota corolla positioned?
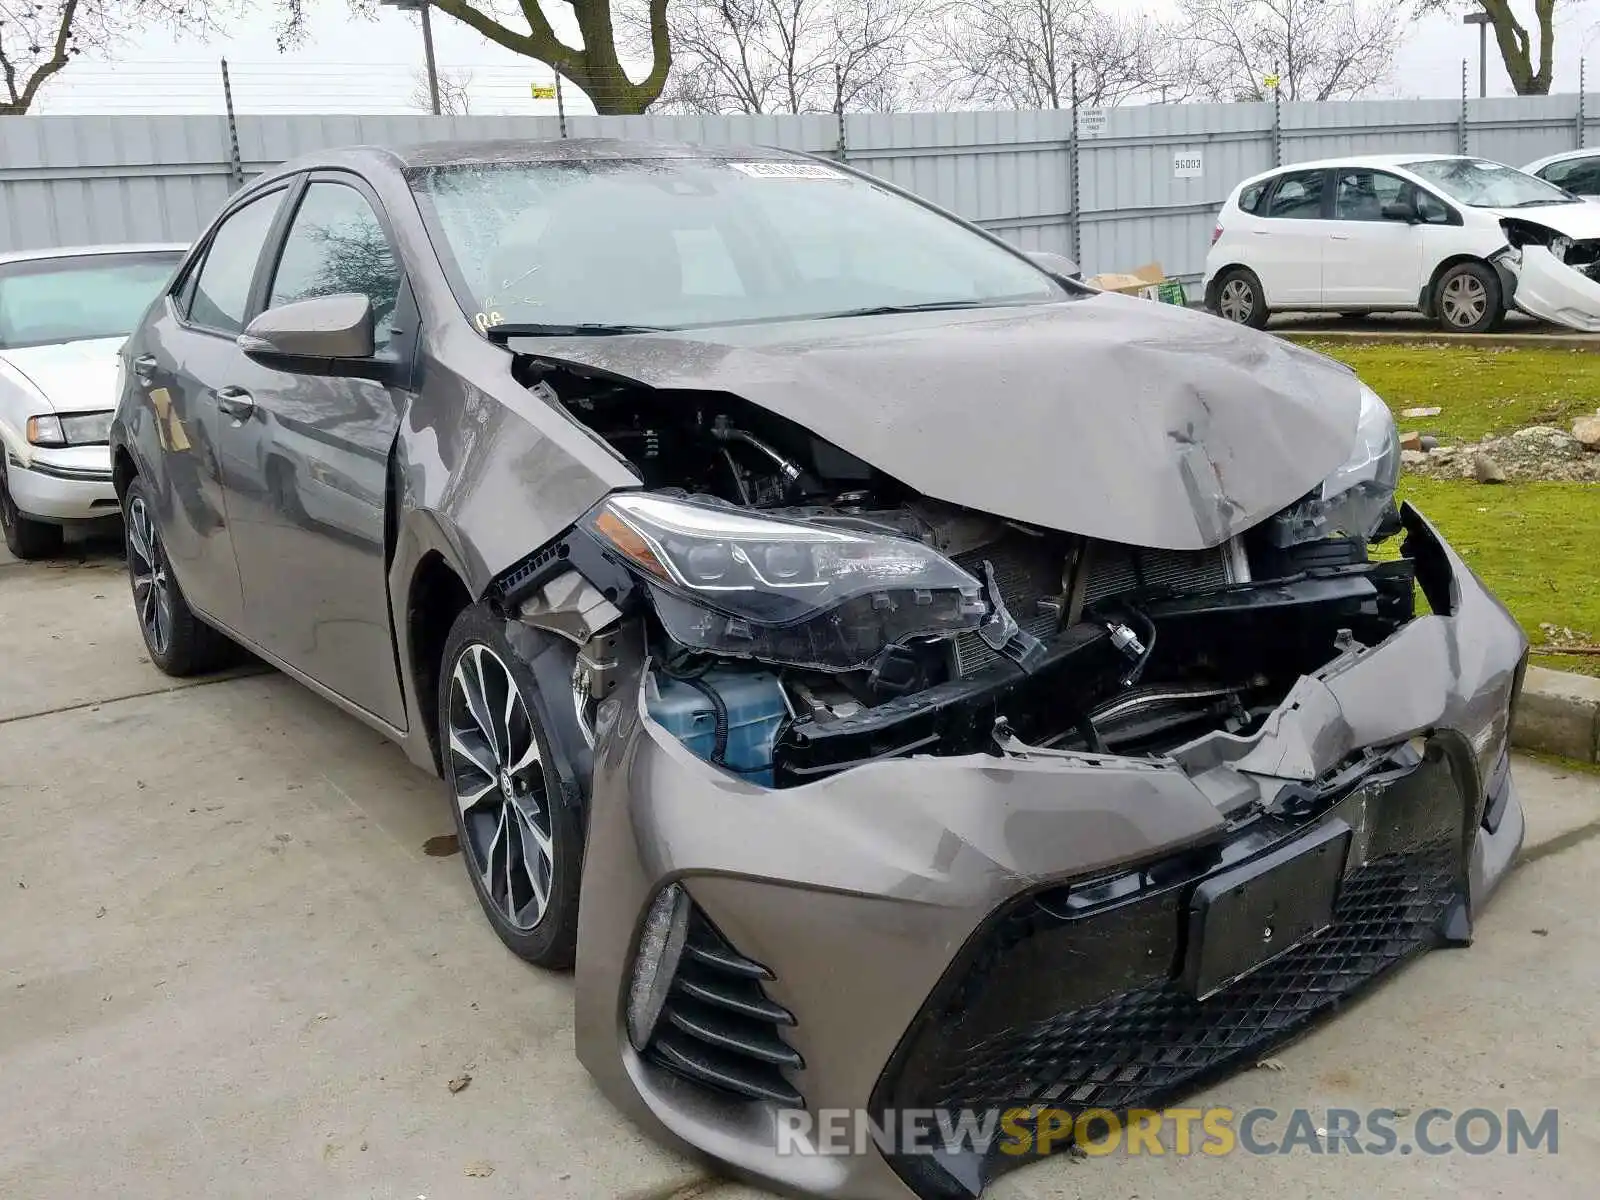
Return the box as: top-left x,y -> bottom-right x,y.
110,139 -> 1527,1200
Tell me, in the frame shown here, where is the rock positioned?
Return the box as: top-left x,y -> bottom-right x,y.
1473,453 -> 1507,483
1507,424 -> 1583,460
1401,406 -> 1442,418
1401,449 -> 1429,466
1419,435 -> 1440,451
1399,430 -> 1422,451
1574,414 -> 1600,450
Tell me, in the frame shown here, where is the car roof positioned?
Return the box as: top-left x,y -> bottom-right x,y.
1523,146 -> 1600,171
0,242 -> 189,267
254,137 -> 814,186
1236,153 -> 1491,190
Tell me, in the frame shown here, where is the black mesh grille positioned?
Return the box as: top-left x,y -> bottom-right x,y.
872,742 -> 1473,1198
922,847 -> 1456,1115
644,906 -> 805,1106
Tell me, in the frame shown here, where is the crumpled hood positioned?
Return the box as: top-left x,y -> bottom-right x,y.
0,337 -> 125,415
1489,201 -> 1600,238
516,293 -> 1362,551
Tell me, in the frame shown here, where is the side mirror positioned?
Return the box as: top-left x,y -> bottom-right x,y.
1381,200 -> 1419,223
238,293 -> 375,363
1026,250 -> 1083,281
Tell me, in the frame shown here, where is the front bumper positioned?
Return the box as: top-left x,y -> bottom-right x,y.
1501,244 -> 1600,331
4,446 -> 116,522
573,506 -> 1528,1200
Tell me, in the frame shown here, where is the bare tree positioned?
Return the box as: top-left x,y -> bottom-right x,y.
646,0 -> 934,114
410,64 -> 474,113
359,0 -> 671,114
917,0 -> 1196,110
1178,0 -> 1399,102
0,0 -> 237,115
1413,0 -> 1554,94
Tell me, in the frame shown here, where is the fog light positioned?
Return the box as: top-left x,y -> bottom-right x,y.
627,883 -> 690,1050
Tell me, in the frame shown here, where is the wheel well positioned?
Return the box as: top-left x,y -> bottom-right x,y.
112,448 -> 137,504
1206,264 -> 1254,309
1422,255 -> 1495,315
409,553 -> 472,774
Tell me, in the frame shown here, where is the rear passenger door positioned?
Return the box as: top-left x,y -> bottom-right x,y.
138,185 -> 289,632
1248,169 -> 1333,305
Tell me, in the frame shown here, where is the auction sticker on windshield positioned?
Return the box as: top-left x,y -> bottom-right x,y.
728,161 -> 846,180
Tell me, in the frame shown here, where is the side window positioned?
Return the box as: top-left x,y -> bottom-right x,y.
1334,169 -> 1408,220
1263,171 -> 1327,219
1414,187 -> 1453,224
1238,182 -> 1267,214
188,192 -> 283,335
268,182 -> 402,349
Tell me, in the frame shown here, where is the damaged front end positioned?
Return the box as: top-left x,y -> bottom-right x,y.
490,351 -> 1526,1200
1497,217 -> 1600,330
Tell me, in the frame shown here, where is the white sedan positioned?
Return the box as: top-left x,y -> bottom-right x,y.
0,244 -> 185,558
1202,153 -> 1600,333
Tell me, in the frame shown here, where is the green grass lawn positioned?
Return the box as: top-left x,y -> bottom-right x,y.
1304,341 -> 1600,442
1305,343 -> 1599,677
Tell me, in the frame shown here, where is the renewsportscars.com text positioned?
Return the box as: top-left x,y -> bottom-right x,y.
776,1106 -> 1559,1159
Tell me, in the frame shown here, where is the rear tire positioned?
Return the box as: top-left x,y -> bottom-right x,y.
439,603 -> 585,970
1433,261 -> 1503,334
1213,267 -> 1270,328
123,475 -> 234,676
0,466 -> 65,560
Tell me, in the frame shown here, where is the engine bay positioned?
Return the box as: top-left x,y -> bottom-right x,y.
511,360 -> 1418,788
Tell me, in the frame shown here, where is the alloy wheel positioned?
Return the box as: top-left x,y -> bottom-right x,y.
447,643 -> 555,931
1440,274 -> 1487,328
1218,278 -> 1254,322
126,496 -> 174,656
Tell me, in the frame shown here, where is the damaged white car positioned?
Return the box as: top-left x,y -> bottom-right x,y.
1205,153 -> 1600,333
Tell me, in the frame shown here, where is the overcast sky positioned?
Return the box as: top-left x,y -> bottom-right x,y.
28,0 -> 1600,116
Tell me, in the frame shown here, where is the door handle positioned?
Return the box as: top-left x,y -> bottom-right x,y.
1330,233 -> 1351,240
133,354 -> 157,379
215,386 -> 256,421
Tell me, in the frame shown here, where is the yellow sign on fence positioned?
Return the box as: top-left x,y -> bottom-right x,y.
531,84 -> 557,100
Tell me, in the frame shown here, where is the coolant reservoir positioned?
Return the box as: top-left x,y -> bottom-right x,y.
645,668 -> 788,786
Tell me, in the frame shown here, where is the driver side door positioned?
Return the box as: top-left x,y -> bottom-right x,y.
216,173 -> 414,727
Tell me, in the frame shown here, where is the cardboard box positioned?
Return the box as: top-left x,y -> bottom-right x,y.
1085,262 -> 1188,306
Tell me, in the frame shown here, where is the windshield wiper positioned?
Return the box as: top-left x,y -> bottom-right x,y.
1507,197 -> 1579,207
483,322 -> 667,343
813,299 -> 1012,320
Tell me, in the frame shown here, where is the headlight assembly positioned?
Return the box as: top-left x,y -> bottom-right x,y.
1268,383 -> 1401,547
585,492 -> 986,671
25,411 -> 114,447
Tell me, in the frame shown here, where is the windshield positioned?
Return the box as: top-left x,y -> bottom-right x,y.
409,157 -> 1064,332
1403,158 -> 1578,208
0,252 -> 181,351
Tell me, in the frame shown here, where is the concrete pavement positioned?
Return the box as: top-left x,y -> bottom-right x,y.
2,538 -> 1597,1200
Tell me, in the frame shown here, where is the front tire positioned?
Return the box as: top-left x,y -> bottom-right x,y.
439,603 -> 584,969
0,466 -> 65,560
1213,267 -> 1270,328
123,475 -> 233,675
1434,261 -> 1503,334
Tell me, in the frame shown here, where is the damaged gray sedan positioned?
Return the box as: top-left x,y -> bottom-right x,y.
110,139 -> 1528,1199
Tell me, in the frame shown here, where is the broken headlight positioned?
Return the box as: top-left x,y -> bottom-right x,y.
585,492 -> 986,671
1267,383 -> 1400,547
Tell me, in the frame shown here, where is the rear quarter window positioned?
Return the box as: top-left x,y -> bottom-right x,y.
1238,182 -> 1267,214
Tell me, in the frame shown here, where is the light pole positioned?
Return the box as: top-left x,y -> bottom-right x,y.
382,0 -> 441,115
1464,11 -> 1491,99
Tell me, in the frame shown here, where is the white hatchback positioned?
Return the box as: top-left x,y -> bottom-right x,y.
1202,154 -> 1600,334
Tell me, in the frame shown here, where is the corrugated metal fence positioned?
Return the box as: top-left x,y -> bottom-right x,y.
3,95 -> 1597,282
